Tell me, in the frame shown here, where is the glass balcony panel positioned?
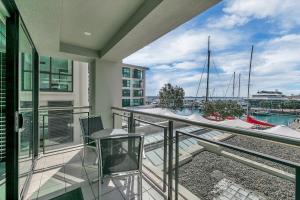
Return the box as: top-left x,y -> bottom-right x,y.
52,58 -> 72,75
39,56 -> 50,72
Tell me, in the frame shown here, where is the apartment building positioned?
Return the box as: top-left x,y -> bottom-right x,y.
122,64 -> 147,107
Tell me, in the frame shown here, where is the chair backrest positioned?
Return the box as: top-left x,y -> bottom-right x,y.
99,134 -> 144,177
51,187 -> 84,200
79,115 -> 104,142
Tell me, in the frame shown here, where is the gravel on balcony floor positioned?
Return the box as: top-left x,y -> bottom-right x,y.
224,135 -> 300,173
178,151 -> 295,200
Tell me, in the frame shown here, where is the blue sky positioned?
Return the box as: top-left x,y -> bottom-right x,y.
124,0 -> 300,97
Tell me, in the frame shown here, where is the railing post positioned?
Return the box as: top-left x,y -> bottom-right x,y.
163,127 -> 168,192
168,120 -> 173,200
128,112 -> 135,133
42,115 -> 45,154
296,167 -> 300,200
112,113 -> 115,129
175,131 -> 179,200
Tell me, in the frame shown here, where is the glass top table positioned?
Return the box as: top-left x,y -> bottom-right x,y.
90,128 -> 128,140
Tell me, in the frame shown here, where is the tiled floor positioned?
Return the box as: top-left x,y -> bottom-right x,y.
25,147 -> 166,200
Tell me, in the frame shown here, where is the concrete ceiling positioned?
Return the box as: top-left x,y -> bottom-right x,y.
15,0 -> 220,62
60,0 -> 144,50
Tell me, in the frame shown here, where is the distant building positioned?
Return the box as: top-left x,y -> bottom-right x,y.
289,94 -> 300,101
122,64 -> 148,107
251,90 -> 287,100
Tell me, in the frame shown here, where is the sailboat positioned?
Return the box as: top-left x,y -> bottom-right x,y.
245,45 -> 274,127
192,36 -> 211,111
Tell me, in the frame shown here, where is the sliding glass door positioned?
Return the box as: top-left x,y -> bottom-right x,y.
4,0 -> 39,199
0,2 -> 7,199
18,22 -> 34,197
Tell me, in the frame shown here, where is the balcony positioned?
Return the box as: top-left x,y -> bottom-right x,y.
22,106 -> 300,200
25,147 -> 165,200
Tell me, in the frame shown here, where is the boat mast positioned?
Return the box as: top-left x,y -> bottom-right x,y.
247,45 -> 254,115
232,72 -> 235,98
238,73 -> 241,98
205,36 -> 211,102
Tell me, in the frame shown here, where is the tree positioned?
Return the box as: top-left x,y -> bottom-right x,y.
158,83 -> 185,109
202,100 -> 244,120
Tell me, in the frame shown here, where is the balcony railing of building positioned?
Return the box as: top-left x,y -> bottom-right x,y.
39,106 -> 90,154
33,105 -> 300,199
132,80 -> 142,88
112,106 -> 300,200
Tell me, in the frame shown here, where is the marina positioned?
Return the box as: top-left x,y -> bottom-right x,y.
171,107 -> 299,127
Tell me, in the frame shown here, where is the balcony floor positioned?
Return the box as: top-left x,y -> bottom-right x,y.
25,147 -> 166,200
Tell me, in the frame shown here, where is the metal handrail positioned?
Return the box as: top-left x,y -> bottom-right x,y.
41,110 -> 90,154
177,131 -> 300,168
112,106 -> 300,200
134,118 -> 167,129
112,112 -> 168,192
112,106 -> 300,147
134,117 -> 168,192
38,105 -> 90,111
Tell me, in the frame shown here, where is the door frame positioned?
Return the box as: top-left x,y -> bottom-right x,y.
4,0 -> 39,199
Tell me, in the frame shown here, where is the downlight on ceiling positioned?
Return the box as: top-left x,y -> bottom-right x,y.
84,32 -> 92,36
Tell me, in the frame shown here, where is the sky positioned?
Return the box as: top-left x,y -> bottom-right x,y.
123,0 -> 300,97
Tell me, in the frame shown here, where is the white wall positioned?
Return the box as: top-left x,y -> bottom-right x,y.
93,59 -> 122,128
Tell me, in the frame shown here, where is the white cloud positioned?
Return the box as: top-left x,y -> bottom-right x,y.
172,61 -> 199,70
153,64 -> 173,70
124,28 -> 244,66
208,0 -> 300,30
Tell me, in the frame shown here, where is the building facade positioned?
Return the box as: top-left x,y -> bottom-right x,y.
22,56 -> 89,153
122,64 -> 147,107
251,90 -> 287,100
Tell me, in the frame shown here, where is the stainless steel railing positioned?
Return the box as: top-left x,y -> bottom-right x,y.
39,106 -> 90,154
112,106 -> 300,146
112,106 -> 300,200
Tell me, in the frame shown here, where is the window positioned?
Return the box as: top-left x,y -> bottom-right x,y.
132,98 -> 144,106
122,99 -> 131,107
122,89 -> 130,97
123,79 -> 130,87
133,69 -> 142,79
132,80 -> 142,88
122,67 -> 130,78
39,56 -> 73,92
133,90 -> 143,97
21,56 -> 73,91
21,53 -> 33,91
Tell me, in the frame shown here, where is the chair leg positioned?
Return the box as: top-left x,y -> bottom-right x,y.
82,143 -> 86,167
139,173 -> 143,200
95,142 -> 99,165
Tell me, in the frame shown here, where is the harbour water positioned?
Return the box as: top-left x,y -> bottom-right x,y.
252,114 -> 298,126
175,108 -> 298,126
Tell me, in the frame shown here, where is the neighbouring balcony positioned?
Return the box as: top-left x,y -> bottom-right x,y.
24,106 -> 300,200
